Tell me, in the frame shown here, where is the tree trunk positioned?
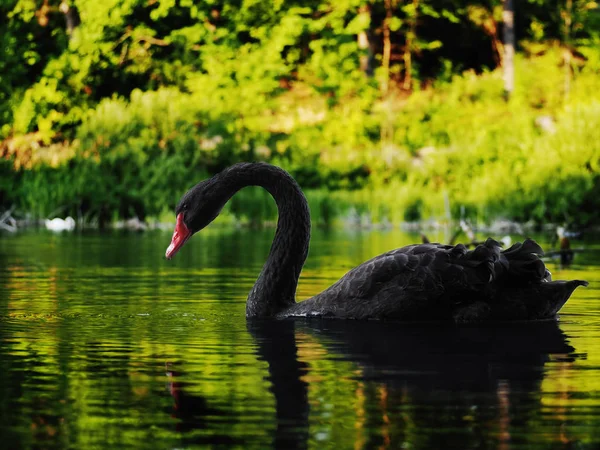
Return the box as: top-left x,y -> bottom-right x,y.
563,0 -> 573,99
59,1 -> 81,37
358,5 -> 373,76
402,0 -> 419,91
502,0 -> 515,97
382,0 -> 393,95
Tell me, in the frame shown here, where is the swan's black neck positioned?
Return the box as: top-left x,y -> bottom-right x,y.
222,163 -> 311,317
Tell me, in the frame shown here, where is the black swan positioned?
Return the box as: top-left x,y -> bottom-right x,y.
165,162 -> 587,322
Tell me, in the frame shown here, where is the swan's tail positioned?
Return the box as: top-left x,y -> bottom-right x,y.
498,239 -> 588,317
540,279 -> 589,316
453,238 -> 587,319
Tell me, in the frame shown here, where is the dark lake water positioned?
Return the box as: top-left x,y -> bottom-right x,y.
0,228 -> 599,449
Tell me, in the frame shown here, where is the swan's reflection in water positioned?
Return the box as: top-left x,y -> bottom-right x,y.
168,319 -> 578,449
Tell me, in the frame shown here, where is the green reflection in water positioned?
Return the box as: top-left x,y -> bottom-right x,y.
0,229 -> 599,449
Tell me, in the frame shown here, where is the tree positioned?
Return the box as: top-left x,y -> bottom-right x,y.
503,0 -> 515,97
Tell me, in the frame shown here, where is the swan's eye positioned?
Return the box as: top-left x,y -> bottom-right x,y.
181,203 -> 188,211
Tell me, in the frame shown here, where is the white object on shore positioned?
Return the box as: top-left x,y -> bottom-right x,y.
45,216 -> 76,231
114,217 -> 147,231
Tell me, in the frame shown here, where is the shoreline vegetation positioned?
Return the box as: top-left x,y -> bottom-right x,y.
1,206 -> 594,237
1,1 -> 599,230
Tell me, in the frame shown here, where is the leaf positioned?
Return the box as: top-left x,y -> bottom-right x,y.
389,16 -> 402,32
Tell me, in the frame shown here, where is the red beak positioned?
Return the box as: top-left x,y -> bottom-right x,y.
165,213 -> 192,259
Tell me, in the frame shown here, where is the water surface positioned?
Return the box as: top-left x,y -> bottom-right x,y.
0,228 -> 599,449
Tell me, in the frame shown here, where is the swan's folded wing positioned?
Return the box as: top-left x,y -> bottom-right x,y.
500,238 -> 548,282
445,239 -> 504,288
306,244 -> 453,319
295,239 -> 554,320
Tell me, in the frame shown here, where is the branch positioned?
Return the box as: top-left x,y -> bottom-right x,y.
137,35 -> 170,47
0,207 -> 17,232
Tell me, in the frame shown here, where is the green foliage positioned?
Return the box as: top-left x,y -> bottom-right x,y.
70,88 -> 219,220
1,0 -> 600,226
370,50 -> 600,225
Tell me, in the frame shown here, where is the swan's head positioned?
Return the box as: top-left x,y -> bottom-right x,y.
165,177 -> 226,259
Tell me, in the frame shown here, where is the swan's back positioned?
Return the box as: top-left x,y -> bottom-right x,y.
283,238 -> 587,322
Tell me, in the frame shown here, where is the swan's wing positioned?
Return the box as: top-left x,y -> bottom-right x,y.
298,243 -> 454,319
297,239 -> 550,320
398,238 -> 548,294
